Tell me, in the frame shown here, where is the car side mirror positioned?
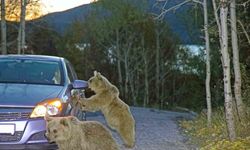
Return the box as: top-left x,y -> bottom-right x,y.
72,80 -> 88,89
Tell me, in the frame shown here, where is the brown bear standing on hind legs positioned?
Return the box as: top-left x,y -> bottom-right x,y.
73,71 -> 135,148
44,115 -> 119,150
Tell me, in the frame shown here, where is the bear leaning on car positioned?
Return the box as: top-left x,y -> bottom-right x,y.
73,71 -> 135,148
44,115 -> 119,150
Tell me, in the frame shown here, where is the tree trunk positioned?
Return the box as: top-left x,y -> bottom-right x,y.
220,1 -> 236,140
129,70 -> 137,106
230,0 -> 246,121
133,70 -> 140,106
156,29 -> 160,109
17,29 -> 21,54
124,48 -> 129,103
172,69 -> 176,106
1,0 -> 7,54
160,58 -> 166,108
142,35 -> 149,107
160,75 -> 165,108
212,0 -> 223,46
17,0 -> 27,54
203,0 -> 212,127
115,29 -> 124,97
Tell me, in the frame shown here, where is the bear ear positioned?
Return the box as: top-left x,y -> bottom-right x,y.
94,70 -> 101,76
44,115 -> 53,122
96,73 -> 102,80
60,118 -> 70,127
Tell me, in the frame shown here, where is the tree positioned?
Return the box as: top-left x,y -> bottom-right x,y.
155,0 -> 212,123
203,0 -> 212,126
220,0 -> 236,141
17,0 -> 27,54
28,22 -> 59,55
212,0 -> 236,140
57,0 -> 179,107
1,0 -> 7,54
238,0 -> 250,106
141,34 -> 149,107
5,0 -> 42,21
230,0 -> 246,121
1,0 -> 43,54
155,24 -> 161,108
90,0 -> 150,104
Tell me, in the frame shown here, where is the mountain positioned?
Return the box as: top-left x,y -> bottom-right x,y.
39,4 -> 92,33
39,0 -> 200,44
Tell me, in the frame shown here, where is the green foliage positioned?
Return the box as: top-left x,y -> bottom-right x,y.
52,0 -> 210,109
242,64 -> 250,106
180,109 -> 250,149
3,0 -> 249,112
28,23 -> 59,55
55,20 -> 114,80
165,46 -> 206,110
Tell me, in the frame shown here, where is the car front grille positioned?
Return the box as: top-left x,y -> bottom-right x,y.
0,112 -> 30,121
0,131 -> 23,142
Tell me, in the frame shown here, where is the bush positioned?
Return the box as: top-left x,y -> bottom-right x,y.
180,108 -> 250,149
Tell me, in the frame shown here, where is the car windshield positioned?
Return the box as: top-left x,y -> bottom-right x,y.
0,59 -> 63,85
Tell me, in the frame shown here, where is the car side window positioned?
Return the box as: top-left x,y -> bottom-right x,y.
66,62 -> 74,83
68,62 -> 77,79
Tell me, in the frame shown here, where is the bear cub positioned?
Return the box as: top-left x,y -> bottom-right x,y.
45,116 -> 119,150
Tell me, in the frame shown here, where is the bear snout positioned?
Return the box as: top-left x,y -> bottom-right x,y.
45,132 -> 54,143
45,133 -> 51,141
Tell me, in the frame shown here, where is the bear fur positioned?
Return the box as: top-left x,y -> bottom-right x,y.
44,115 -> 119,150
73,71 -> 135,148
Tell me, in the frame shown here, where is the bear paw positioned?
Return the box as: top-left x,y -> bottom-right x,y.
71,96 -> 85,108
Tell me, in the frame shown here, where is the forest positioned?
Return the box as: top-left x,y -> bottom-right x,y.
1,0 -> 250,149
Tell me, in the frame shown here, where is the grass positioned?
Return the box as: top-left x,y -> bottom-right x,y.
179,108 -> 250,150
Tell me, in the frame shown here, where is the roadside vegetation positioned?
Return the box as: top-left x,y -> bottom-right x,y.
180,65 -> 250,149
180,109 -> 250,150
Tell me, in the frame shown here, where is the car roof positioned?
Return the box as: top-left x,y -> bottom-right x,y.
0,55 -> 63,62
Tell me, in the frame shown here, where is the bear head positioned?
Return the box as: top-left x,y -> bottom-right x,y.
88,71 -> 108,92
88,71 -> 119,95
44,116 -> 78,142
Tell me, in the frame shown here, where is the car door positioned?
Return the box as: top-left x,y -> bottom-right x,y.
65,60 -> 86,120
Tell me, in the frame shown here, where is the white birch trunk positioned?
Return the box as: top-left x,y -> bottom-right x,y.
212,0 -> 223,46
115,29 -> 124,97
203,0 -> 212,126
230,0 -> 246,121
1,0 -> 7,54
220,1 -> 236,140
124,49 -> 129,102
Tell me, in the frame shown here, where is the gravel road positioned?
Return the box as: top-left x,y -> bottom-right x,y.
86,107 -> 198,150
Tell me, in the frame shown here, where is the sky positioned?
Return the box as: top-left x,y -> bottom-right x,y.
41,0 -> 93,14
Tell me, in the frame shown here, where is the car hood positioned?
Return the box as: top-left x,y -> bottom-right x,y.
0,83 -> 64,106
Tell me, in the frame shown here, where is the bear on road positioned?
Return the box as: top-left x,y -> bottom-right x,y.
73,71 -> 135,148
45,116 -> 119,150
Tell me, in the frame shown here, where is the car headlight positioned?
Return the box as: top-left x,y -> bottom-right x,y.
30,98 -> 62,118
